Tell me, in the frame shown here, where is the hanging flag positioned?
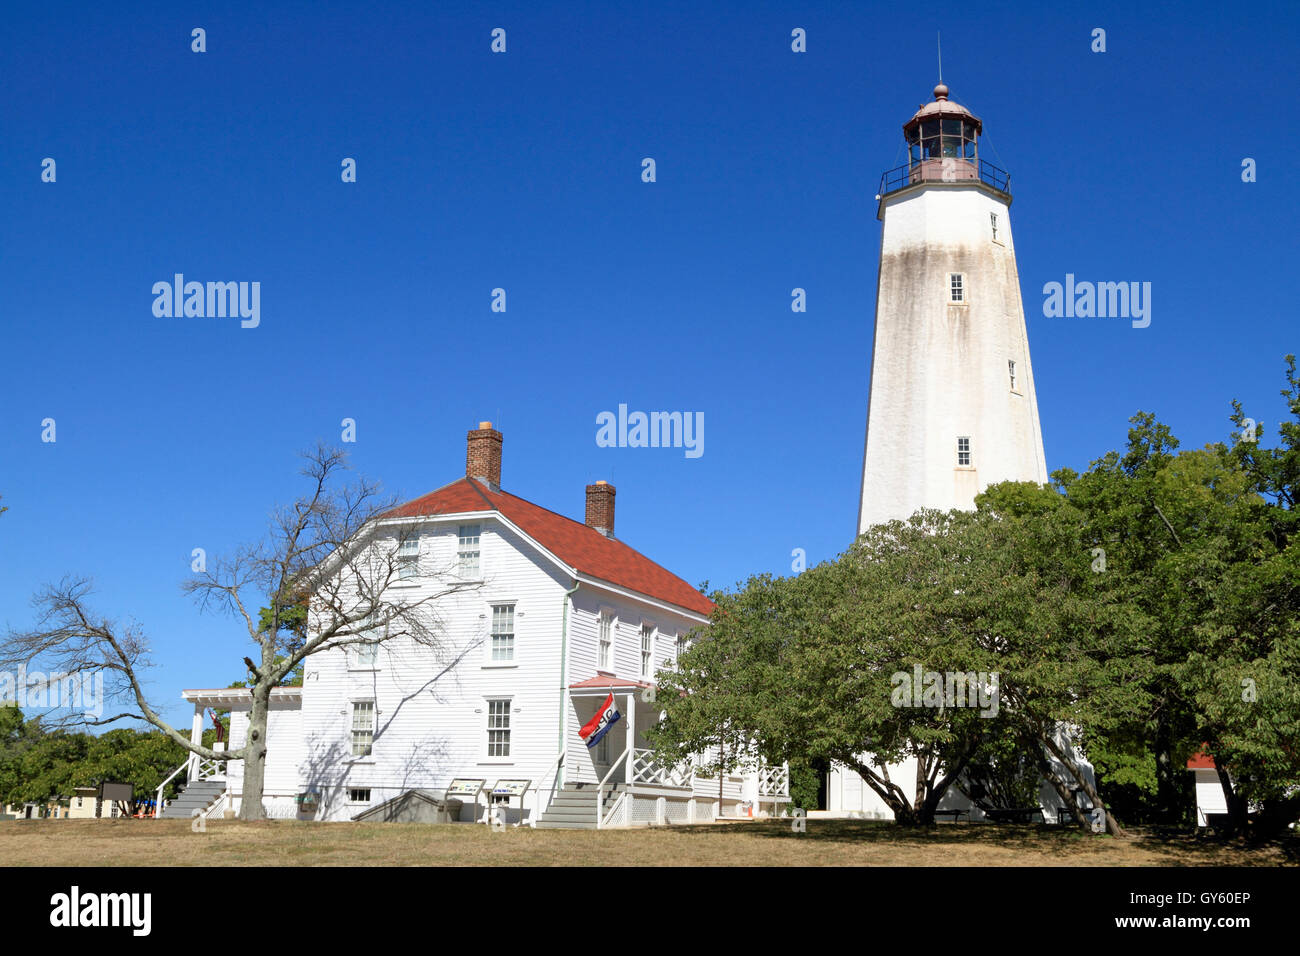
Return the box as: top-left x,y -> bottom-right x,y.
579,693 -> 621,749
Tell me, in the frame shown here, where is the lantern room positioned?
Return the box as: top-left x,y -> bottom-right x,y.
905,83 -> 981,179
877,83 -> 1011,208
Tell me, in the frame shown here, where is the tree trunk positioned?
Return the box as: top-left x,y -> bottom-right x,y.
1153,714 -> 1179,824
1213,756 -> 1248,837
845,756 -> 916,824
1040,732 -> 1125,836
914,754 -> 931,824
1035,750 -> 1089,829
239,687 -> 270,821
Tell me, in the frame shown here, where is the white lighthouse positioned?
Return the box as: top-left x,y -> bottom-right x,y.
857,84 -> 1047,536
828,84 -> 1060,819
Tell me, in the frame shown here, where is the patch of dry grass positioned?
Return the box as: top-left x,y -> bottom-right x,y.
0,818 -> 1291,866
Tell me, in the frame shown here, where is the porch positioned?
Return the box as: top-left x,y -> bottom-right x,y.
154,687 -> 303,821
541,677 -> 790,829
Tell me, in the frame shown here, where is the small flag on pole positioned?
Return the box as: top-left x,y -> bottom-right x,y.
579,693 -> 621,749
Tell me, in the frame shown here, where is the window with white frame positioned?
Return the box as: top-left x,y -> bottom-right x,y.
487,699 -> 511,757
458,524 -> 481,578
949,273 -> 965,303
352,641 -> 378,669
1008,359 -> 1017,391
351,700 -> 375,757
990,212 -> 999,241
640,624 -> 654,679
957,436 -> 972,467
397,534 -> 420,580
490,604 -> 515,662
598,612 -> 613,671
676,634 -> 688,668
347,788 -> 371,803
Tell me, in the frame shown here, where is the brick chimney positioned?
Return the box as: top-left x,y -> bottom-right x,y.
466,421 -> 502,489
585,480 -> 616,537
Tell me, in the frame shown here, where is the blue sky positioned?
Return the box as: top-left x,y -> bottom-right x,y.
2,0 -> 1297,730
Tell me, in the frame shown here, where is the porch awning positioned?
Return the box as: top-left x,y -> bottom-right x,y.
181,687 -> 303,708
568,676 -> 653,696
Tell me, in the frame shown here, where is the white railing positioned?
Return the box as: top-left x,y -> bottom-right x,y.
196,756 -> 227,780
154,755 -> 194,818
601,790 -> 629,828
534,750 -> 566,823
597,743 -> 631,829
666,760 -> 694,789
631,748 -> 667,784
153,750 -> 228,818
758,763 -> 790,797
631,749 -> 693,788
204,791 -> 230,820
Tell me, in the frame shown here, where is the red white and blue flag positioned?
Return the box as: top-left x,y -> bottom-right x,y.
579,693 -> 621,749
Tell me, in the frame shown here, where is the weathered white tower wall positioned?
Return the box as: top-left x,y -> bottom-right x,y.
830,86 -> 1063,823
857,171 -> 1047,535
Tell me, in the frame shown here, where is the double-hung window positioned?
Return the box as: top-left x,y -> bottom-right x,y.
487,699 -> 511,757
957,436 -> 972,467
458,525 -> 481,578
949,273 -> 965,303
640,625 -> 654,679
491,604 -> 515,663
598,612 -> 613,671
397,534 -> 420,580
352,641 -> 378,669
351,701 -> 375,757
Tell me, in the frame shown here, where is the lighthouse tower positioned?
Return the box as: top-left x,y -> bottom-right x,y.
857,84 -> 1047,535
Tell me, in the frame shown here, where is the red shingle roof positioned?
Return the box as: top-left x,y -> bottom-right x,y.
386,478 -> 714,617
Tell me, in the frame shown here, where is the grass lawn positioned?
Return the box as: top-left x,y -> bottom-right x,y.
0,818 -> 1294,866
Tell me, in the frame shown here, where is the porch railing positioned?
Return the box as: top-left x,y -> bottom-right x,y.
630,749 -> 693,788
758,763 -> 790,797
196,755 -> 227,780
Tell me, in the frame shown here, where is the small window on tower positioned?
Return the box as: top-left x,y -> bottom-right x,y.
957,437 -> 972,467
1008,359 -> 1017,391
990,213 -> 998,241
949,273 -> 965,303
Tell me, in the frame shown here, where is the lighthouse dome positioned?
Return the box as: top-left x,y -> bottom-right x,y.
906,84 -> 981,133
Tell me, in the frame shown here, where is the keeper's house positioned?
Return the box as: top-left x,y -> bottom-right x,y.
174,424 -> 788,828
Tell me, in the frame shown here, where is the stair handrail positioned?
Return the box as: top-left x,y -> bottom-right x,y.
154,754 -> 196,819
204,790 -> 229,821
600,789 -> 628,829
534,750 -> 565,824
596,743 -> 631,829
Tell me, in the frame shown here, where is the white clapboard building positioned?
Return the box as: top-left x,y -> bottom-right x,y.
172,424 -> 788,828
